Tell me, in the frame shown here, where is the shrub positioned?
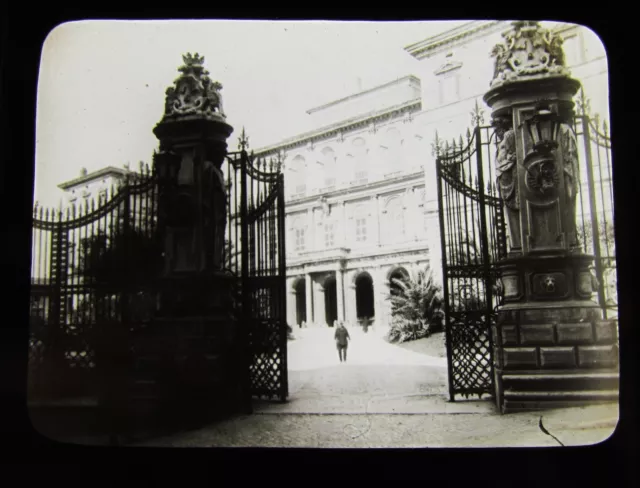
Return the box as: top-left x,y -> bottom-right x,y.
385,267 -> 443,343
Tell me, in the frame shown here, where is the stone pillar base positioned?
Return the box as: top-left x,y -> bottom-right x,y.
494,254 -> 619,413
127,273 -> 244,431
494,305 -> 619,413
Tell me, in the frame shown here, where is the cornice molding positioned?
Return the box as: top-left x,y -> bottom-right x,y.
306,75 -> 422,114
435,60 -> 463,76
286,244 -> 431,273
253,99 -> 421,158
404,21 -> 579,61
404,21 -> 505,60
58,166 -> 132,190
285,170 -> 425,208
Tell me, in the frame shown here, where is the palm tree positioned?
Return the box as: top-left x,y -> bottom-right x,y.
387,267 -> 443,343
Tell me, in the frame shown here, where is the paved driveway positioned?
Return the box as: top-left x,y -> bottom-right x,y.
128,326 -> 618,448
255,326 -> 493,415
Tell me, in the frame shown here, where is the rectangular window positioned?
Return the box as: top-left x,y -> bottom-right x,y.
355,218 -> 367,242
355,171 -> 368,185
324,177 -> 336,189
438,73 -> 459,106
295,228 -> 306,251
325,223 -> 334,248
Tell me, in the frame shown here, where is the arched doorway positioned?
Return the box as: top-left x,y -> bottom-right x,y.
324,277 -> 338,327
355,272 -> 374,322
294,279 -> 306,327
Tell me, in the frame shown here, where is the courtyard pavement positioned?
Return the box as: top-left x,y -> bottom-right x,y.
133,325 -> 619,448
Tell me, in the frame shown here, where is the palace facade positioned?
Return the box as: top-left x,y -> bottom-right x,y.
53,21 -> 609,332
251,20 -> 609,331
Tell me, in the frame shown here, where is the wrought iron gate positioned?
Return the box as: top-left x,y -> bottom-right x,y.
573,91 -> 617,320
223,140 -> 288,402
29,167 -> 159,406
435,90 -> 615,402
436,124 -> 507,401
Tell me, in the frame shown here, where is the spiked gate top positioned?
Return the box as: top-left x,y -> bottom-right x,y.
160,52 -> 227,123
489,21 -> 571,88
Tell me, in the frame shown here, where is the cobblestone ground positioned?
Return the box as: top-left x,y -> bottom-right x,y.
132,326 -> 618,448
135,411 -> 616,448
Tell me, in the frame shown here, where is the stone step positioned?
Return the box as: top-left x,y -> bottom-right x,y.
502,396 -> 618,414
502,370 -> 619,392
504,389 -> 619,399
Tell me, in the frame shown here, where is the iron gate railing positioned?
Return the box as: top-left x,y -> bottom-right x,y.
573,90 -> 617,320
436,124 -> 507,401
223,142 -> 288,402
29,166 -> 159,404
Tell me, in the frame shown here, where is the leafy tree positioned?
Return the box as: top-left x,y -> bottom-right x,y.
386,267 -> 443,344
72,214 -> 162,327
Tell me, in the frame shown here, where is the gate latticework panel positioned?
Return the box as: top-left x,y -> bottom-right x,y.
435,124 -> 507,400
224,146 -> 288,402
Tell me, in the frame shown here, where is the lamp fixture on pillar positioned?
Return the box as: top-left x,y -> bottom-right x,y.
483,20 -> 618,414
525,101 -> 561,155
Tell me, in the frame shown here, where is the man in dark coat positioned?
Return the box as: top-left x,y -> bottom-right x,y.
334,322 -> 351,363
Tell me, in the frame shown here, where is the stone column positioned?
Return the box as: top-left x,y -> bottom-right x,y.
305,272 -> 313,327
483,21 -> 618,413
336,265 -> 345,321
307,207 -> 314,252
341,201 -> 347,247
345,272 -> 358,325
373,267 -> 389,329
374,195 -> 381,246
152,52 -> 240,420
410,187 -> 418,241
286,277 -> 297,326
314,279 -> 326,326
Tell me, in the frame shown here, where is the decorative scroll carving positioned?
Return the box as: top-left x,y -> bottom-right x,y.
490,21 -> 570,88
162,53 -> 226,122
525,157 -> 559,195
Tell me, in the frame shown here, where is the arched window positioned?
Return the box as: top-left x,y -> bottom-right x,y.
384,127 -> 404,172
353,204 -> 369,244
350,137 -> 369,185
321,147 -> 336,189
383,196 -> 405,243
290,214 -> 307,253
324,220 -> 335,248
290,155 -> 307,197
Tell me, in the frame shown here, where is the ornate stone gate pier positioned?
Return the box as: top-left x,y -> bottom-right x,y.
483,22 -> 619,412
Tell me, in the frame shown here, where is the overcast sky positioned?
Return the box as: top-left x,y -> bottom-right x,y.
34,19 -> 469,207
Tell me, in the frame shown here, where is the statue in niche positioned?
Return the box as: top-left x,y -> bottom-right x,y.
320,196 -> 330,218
559,122 -> 580,246
494,124 -> 521,251
559,124 -> 579,217
177,152 -> 195,186
204,158 -> 227,270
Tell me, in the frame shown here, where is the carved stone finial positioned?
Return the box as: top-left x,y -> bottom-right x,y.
489,21 -> 570,88
161,52 -> 226,123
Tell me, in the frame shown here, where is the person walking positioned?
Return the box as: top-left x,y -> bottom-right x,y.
334,321 -> 351,363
